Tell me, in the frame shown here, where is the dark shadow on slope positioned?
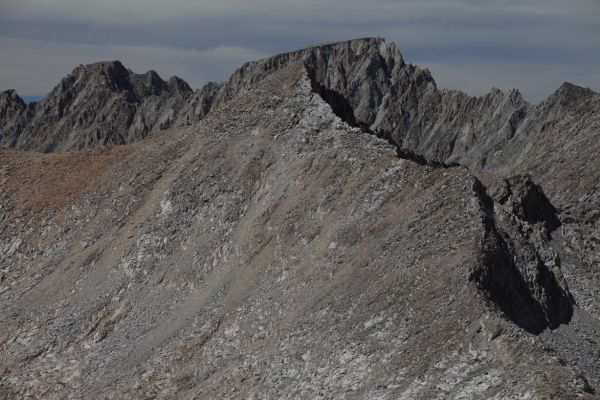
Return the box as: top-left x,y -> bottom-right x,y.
471,179 -> 573,334
305,64 -> 361,129
498,174 -> 561,234
393,145 -> 459,168
306,62 -> 573,333
305,64 -> 456,169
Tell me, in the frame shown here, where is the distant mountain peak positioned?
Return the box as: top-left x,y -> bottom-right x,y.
548,81 -> 596,106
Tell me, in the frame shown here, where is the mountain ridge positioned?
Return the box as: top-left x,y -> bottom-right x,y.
1,37 -> 596,156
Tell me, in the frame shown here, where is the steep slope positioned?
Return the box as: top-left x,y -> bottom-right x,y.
0,63 -> 594,399
1,38 -> 599,398
218,37 -> 600,333
510,86 -> 600,322
0,38 -> 406,153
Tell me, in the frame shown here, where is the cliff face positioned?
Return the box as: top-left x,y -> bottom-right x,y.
0,90 -> 28,146
212,40 -> 600,326
0,38 -> 407,152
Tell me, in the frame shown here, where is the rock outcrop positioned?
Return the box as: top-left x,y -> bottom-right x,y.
216,38 -> 600,335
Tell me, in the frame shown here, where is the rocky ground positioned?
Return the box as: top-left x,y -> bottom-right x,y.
0,38 -> 599,399
0,62 -> 597,399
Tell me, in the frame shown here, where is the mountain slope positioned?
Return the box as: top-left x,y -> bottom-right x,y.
213,38 -> 600,328
0,63 -> 594,399
0,39 -> 599,398
213,38 -> 598,173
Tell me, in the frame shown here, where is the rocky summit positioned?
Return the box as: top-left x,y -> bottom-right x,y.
0,38 -> 599,399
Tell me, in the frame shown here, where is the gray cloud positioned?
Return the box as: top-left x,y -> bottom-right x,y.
0,0 -> 598,102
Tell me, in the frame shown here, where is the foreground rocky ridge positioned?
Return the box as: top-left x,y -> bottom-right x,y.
0,39 -> 599,398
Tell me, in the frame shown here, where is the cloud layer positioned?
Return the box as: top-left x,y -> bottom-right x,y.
1,0 -> 598,102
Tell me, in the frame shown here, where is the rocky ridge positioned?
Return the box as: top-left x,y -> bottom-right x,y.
3,37 -> 597,166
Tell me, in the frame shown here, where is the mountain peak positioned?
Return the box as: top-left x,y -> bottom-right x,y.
2,57 -> 598,398
291,37 -> 402,60
279,37 -> 405,68
541,81 -> 597,109
1,37 -> 596,164
72,60 -> 128,79
0,59 -> 198,151
1,38 -> 599,398
0,89 -> 25,104
167,75 -> 193,94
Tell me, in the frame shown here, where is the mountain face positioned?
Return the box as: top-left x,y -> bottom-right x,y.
0,61 -> 195,151
0,39 -> 599,398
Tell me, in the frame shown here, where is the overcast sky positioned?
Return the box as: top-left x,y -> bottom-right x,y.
0,0 -> 598,102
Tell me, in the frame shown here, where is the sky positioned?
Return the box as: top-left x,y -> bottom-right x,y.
0,0 -> 598,103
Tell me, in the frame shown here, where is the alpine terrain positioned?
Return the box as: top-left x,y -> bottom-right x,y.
0,38 -> 599,399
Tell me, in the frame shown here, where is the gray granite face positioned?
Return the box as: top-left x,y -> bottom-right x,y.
0,39 -> 599,398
